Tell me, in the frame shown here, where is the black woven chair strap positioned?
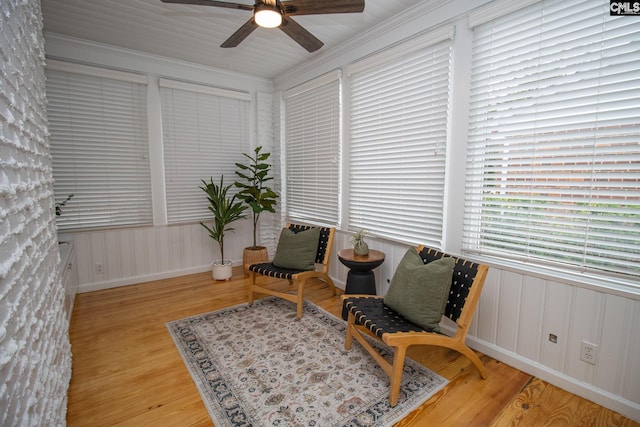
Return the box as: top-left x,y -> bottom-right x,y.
343,297 -> 428,339
249,262 -> 297,279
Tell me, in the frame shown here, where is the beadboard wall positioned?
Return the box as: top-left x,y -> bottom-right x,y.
65,218 -> 281,292
0,0 -> 71,424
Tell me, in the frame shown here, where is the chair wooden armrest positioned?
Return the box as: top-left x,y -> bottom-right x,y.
340,294 -> 382,301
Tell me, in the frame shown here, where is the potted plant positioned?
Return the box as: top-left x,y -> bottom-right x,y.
351,229 -> 369,256
199,176 -> 248,280
234,146 -> 279,274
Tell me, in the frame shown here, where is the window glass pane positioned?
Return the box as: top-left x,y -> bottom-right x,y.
161,84 -> 250,223
349,40 -> 452,246
464,0 -> 640,282
284,76 -> 341,226
47,69 -> 152,230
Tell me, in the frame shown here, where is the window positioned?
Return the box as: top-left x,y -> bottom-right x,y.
347,30 -> 453,246
464,0 -> 640,282
160,79 -> 251,223
284,71 -> 341,226
47,62 -> 152,230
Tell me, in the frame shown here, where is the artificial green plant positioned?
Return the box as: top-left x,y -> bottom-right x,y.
199,176 -> 248,263
234,146 -> 279,249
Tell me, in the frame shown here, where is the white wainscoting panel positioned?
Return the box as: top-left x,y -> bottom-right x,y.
517,276 -> 546,362
496,270 -> 521,353
67,220 -> 252,292
541,281 -> 572,372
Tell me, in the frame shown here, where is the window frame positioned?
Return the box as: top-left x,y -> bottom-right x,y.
345,27 -> 454,247
283,70 -> 342,227
159,78 -> 252,224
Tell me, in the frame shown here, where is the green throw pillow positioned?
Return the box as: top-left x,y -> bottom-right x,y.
272,227 -> 320,271
383,248 -> 455,332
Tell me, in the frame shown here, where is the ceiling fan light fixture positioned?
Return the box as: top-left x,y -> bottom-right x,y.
254,5 -> 282,28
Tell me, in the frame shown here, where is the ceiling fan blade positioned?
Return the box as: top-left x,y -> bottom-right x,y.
281,0 -> 365,16
221,18 -> 258,48
279,16 -> 323,52
160,0 -> 253,11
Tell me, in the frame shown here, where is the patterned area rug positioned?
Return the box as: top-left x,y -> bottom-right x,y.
166,297 -> 447,427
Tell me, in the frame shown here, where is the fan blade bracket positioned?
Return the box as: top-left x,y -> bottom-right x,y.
281,0 -> 365,16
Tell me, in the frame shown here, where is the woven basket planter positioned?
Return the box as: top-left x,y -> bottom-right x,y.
243,246 -> 269,276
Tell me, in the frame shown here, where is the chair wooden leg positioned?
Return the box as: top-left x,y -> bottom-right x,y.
295,280 -> 304,319
458,345 -> 488,379
345,313 -> 354,350
389,345 -> 407,407
296,303 -> 303,318
325,276 -> 338,296
247,271 -> 256,306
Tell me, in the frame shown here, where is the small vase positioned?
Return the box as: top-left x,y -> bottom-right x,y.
353,241 -> 369,256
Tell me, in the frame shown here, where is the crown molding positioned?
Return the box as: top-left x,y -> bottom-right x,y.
44,32 -> 273,93
273,0 -> 494,91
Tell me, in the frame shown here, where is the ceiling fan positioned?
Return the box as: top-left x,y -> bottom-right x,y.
160,0 -> 365,52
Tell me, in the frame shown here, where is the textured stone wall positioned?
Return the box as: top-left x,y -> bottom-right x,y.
0,0 -> 72,425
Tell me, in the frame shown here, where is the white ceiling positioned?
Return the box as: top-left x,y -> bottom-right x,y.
41,0 -> 425,80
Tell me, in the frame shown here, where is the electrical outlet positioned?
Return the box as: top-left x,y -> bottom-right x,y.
94,262 -> 104,275
580,340 -> 599,365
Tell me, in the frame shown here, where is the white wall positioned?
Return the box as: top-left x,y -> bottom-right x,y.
0,0 -> 71,424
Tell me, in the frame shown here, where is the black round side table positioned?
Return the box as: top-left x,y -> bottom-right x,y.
338,248 -> 385,319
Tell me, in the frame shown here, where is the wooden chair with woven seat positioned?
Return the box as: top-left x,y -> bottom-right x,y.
342,245 -> 489,406
248,223 -> 337,318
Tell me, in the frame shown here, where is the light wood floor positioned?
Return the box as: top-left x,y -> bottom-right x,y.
67,268 -> 638,426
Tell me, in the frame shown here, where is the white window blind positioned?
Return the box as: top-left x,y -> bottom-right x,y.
348,38 -> 452,246
464,0 -> 640,282
160,79 -> 251,223
284,71 -> 341,226
47,67 -> 152,230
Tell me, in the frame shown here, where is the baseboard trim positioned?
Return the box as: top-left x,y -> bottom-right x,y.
77,264 -> 213,293
463,334 -> 640,422
79,264 -> 348,294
